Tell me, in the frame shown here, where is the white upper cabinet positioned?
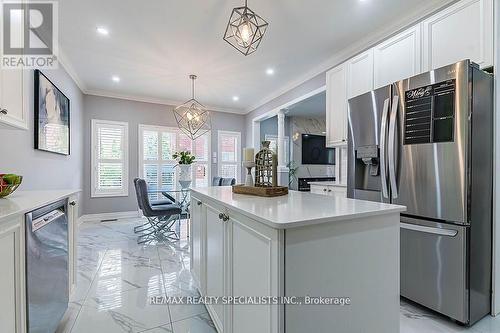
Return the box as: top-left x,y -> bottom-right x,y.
326,63 -> 348,147
0,2 -> 28,131
374,25 -> 422,88
347,49 -> 374,99
422,0 -> 493,70
0,69 -> 28,130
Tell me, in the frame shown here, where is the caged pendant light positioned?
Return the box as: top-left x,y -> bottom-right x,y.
223,0 -> 269,56
174,75 -> 212,140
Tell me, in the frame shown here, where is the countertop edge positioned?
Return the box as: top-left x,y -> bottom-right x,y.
0,189 -> 82,224
308,182 -> 347,187
191,189 -> 406,230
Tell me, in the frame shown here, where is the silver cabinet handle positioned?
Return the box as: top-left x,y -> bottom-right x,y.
323,188 -> 327,192
0,109 -> 7,115
218,213 -> 224,220
197,201 -> 202,206
388,95 -> 399,199
328,189 -> 332,192
222,214 -> 229,222
380,98 -> 390,199
69,201 -> 76,206
400,223 -> 458,237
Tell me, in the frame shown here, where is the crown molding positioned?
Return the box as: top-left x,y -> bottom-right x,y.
245,0 -> 457,114
84,89 -> 247,115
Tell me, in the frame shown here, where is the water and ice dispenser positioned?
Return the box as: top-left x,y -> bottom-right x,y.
356,146 -> 379,176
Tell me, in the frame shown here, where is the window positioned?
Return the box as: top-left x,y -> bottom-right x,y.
139,125 -> 211,198
218,131 -> 241,182
91,119 -> 129,197
265,134 -> 290,165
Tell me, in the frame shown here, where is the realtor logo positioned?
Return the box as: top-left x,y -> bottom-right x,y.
1,1 -> 58,69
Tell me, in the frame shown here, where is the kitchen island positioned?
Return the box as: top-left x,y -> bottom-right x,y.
190,186 -> 406,333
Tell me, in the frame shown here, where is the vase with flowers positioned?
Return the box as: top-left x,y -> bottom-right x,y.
173,151 -> 196,189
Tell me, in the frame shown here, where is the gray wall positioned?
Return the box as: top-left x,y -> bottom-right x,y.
0,66 -> 84,213
245,73 -> 325,147
259,115 -> 291,143
82,95 -> 246,215
259,116 -> 278,142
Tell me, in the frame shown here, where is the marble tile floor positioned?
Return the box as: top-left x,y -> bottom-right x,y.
57,218 -> 216,333
58,217 -> 500,333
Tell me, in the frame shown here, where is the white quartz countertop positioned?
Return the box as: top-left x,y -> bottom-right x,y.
0,189 -> 81,224
308,181 -> 347,187
191,186 -> 405,229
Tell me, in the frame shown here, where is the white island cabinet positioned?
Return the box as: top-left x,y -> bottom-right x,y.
190,187 -> 405,333
0,190 -> 80,333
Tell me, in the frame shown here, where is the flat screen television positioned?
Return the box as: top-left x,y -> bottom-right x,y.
301,134 -> 335,165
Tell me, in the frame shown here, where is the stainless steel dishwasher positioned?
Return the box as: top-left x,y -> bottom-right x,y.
26,199 -> 69,333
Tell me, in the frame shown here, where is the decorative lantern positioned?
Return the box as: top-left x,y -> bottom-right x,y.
254,141 -> 277,187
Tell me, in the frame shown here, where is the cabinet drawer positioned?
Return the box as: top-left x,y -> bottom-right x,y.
328,186 -> 347,196
310,185 -> 328,195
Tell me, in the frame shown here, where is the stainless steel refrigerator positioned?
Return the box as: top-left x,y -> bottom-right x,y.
347,60 -> 493,325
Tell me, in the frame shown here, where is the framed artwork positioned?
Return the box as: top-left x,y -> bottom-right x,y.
34,70 -> 70,155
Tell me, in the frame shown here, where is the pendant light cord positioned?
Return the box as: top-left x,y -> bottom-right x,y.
192,77 -> 195,99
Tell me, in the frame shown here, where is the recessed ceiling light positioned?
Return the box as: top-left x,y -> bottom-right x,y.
112,76 -> 120,83
266,68 -> 275,75
96,27 -> 109,36
232,96 -> 240,102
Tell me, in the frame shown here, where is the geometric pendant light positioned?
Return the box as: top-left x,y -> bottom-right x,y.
223,0 -> 269,56
174,75 -> 212,140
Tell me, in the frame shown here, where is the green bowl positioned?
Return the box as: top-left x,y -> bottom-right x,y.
0,174 -> 23,198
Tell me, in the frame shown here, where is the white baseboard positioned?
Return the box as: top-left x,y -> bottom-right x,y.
80,210 -> 142,223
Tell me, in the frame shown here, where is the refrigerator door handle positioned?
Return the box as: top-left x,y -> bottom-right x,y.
380,98 -> 390,199
400,222 -> 458,237
388,95 -> 399,199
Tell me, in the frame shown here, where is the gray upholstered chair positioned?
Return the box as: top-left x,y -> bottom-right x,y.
134,178 -> 182,243
212,176 -> 222,186
212,177 -> 236,186
220,178 -> 236,186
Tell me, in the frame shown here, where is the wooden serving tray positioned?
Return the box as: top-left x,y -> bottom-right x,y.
232,185 -> 288,197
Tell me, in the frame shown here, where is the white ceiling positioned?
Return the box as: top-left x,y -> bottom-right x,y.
59,0 -> 450,114
285,91 -> 326,118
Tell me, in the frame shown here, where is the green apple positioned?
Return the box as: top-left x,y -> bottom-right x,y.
2,174 -> 22,185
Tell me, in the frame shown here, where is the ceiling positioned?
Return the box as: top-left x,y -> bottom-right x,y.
285,91 -> 326,118
59,0 -> 450,114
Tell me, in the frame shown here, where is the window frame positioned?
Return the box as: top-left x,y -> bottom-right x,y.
91,119 -> 129,198
138,124 -> 211,190
217,130 -> 241,182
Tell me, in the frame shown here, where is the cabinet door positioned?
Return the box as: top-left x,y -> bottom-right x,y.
326,64 -> 348,147
374,25 -> 421,88
0,4 -> 28,130
422,0 -> 493,70
0,219 -> 23,333
347,49 -> 374,99
205,204 -> 226,332
190,198 -> 205,293
0,69 -> 28,130
228,212 -> 281,333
